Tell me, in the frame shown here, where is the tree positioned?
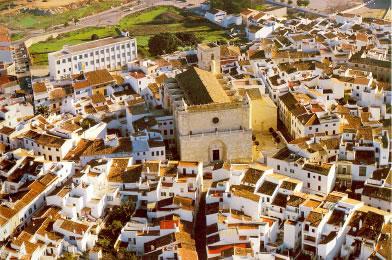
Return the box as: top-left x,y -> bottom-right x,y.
111,220 -> 123,235
148,33 -> 180,56
73,18 -> 80,25
64,21 -> 69,27
175,32 -> 200,46
297,0 -> 310,6
58,253 -> 77,260
269,127 -> 274,133
98,238 -> 111,248
121,198 -> 136,219
36,105 -> 49,117
81,118 -> 96,130
91,33 -> 99,41
115,27 -> 122,36
288,0 -> 293,3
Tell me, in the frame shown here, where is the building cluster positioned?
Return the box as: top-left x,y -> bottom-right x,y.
0,3 -> 390,260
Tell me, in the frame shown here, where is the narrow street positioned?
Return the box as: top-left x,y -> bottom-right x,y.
195,192 -> 207,260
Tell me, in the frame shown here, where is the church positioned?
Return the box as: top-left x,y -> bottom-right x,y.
162,66 -> 253,163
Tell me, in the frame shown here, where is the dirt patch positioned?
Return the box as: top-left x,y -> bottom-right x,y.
347,0 -> 391,20
288,0 -> 362,13
0,0 -> 129,15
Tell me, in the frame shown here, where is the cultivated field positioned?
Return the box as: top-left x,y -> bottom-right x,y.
0,0 -> 129,30
28,6 -> 231,65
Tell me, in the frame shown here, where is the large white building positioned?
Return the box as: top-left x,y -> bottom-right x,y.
48,36 -> 137,80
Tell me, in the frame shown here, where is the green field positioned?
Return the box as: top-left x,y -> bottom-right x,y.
29,6 -> 231,65
0,0 -> 124,30
10,32 -> 24,41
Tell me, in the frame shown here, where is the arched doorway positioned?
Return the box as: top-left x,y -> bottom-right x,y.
208,140 -> 227,162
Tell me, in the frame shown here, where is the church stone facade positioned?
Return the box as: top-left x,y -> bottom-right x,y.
162,67 -> 253,164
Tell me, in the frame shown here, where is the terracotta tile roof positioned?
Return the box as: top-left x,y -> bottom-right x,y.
32,82 -> 47,93
241,167 -> 264,184
91,93 -> 106,104
73,69 -> 114,90
303,163 -> 331,176
231,185 -> 260,202
175,67 -> 230,105
257,181 -> 277,196
35,134 -> 66,148
82,138 -> 132,157
108,159 -> 142,183
0,126 -> 14,135
58,218 -> 89,235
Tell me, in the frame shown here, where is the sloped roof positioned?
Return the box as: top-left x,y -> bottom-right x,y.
175,67 -> 230,105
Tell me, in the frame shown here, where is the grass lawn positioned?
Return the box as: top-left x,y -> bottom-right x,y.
11,32 -> 24,41
120,6 -> 231,56
29,6 -> 232,65
0,0 -> 124,30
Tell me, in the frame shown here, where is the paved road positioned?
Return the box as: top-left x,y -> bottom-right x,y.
13,0 -> 205,45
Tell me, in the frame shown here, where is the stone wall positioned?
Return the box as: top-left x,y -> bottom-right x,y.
178,129 -> 252,163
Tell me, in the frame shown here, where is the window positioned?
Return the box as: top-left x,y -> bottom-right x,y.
308,173 -> 310,178
277,165 -> 280,170
359,166 -> 367,176
161,151 -> 164,155
318,176 -> 321,181
318,186 -> 321,191
152,151 -> 154,156
307,183 -> 310,188
79,55 -> 82,59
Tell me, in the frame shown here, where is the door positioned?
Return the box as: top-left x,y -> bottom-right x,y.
212,149 -> 220,161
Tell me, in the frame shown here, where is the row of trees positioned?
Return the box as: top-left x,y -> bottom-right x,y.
148,32 -> 200,56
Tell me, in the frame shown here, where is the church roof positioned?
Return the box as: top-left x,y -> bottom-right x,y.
175,67 -> 230,105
